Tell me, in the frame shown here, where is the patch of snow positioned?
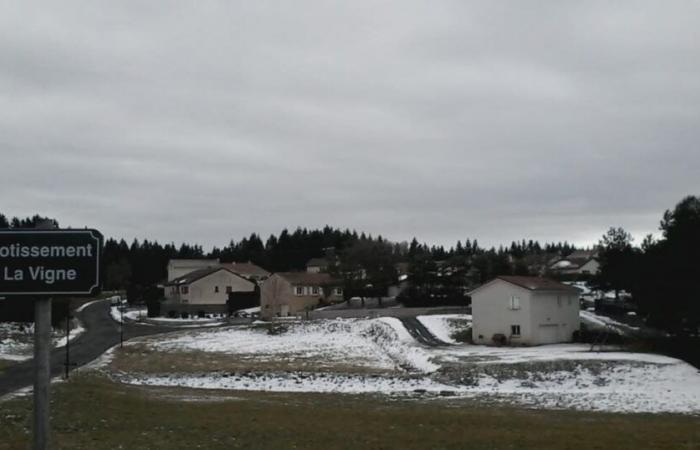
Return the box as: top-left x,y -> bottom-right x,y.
141,318 -> 438,373
0,321 -> 84,361
416,314 -> 472,344
581,310 -> 639,334
121,372 -> 457,395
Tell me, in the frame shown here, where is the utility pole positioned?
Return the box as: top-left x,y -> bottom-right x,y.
120,299 -> 124,348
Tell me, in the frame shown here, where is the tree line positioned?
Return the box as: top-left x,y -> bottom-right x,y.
2,194 -> 698,337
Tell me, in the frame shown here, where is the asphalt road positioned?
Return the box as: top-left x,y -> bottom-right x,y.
0,300 -> 179,397
399,317 -> 451,347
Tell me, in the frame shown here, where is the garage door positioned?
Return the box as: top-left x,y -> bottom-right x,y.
538,324 -> 559,344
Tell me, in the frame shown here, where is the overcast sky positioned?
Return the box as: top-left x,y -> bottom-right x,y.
2,1 -> 698,250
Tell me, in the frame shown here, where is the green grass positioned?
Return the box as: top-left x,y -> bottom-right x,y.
0,373 -> 698,450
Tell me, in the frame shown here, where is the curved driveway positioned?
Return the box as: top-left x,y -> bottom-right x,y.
0,300 -> 180,397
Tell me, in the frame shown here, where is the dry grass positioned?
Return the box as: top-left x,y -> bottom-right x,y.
112,343 -> 395,376
0,373 -> 698,450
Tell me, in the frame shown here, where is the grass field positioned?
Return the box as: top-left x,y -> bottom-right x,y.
1,373 -> 698,450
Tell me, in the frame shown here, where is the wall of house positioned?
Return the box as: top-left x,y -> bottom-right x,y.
261,274 -> 289,319
528,292 -> 580,344
187,270 -> 255,305
260,274 -> 342,319
472,281 -> 534,345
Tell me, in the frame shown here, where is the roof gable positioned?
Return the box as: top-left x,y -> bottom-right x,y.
166,266 -> 249,286
470,276 -> 580,295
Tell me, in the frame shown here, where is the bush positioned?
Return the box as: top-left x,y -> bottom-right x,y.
181,312 -> 189,319
451,327 -> 472,343
168,310 -> 177,318
197,310 -> 206,318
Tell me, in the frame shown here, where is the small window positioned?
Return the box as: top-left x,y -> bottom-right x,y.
509,296 -> 520,310
335,287 -> 343,295
295,286 -> 304,295
181,286 -> 189,294
214,286 -> 219,293
312,286 -> 320,295
511,325 -> 521,336
226,286 -> 232,294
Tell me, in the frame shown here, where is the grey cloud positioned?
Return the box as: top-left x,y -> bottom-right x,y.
1,1 -> 698,249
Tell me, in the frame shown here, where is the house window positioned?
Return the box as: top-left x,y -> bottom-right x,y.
509,296 -> 520,310
334,287 -> 343,295
214,286 -> 219,293
180,286 -> 189,294
312,286 -> 320,295
295,286 -> 304,295
226,286 -> 232,294
511,325 -> 521,336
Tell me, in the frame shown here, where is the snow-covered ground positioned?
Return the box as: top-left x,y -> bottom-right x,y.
109,306 -> 226,327
416,314 -> 472,344
142,318 -> 437,373
0,321 -> 85,362
580,310 -> 640,335
107,317 -> 700,414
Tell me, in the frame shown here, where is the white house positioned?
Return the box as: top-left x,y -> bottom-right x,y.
470,276 -> 581,346
162,266 -> 256,316
549,250 -> 599,276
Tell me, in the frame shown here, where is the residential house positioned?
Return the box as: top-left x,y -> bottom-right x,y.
162,266 -> 256,316
549,250 -> 599,276
260,272 -> 343,319
470,276 -> 581,346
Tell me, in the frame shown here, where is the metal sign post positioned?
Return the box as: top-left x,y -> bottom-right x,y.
0,228 -> 102,450
33,297 -> 51,450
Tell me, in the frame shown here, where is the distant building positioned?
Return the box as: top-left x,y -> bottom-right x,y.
162,266 -> 255,316
470,276 -> 581,346
260,272 -> 343,319
222,262 -> 271,281
166,259 -> 220,282
549,250 -> 599,276
305,257 -> 331,273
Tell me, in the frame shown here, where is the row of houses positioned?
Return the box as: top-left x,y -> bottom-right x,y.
161,258 -> 344,319
161,259 -> 584,346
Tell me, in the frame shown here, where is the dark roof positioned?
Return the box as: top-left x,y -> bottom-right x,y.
222,262 -> 270,277
306,257 -> 330,267
276,272 -> 341,286
497,276 -> 580,292
165,266 -> 248,286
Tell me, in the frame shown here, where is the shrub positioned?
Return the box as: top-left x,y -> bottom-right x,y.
451,327 -> 472,343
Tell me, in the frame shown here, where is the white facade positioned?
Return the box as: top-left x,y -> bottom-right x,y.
165,268 -> 255,306
471,278 -> 580,346
167,259 -> 220,281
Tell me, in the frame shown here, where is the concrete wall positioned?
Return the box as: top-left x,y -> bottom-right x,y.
472,281 -> 534,345
187,270 -> 254,305
528,292 -> 580,344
